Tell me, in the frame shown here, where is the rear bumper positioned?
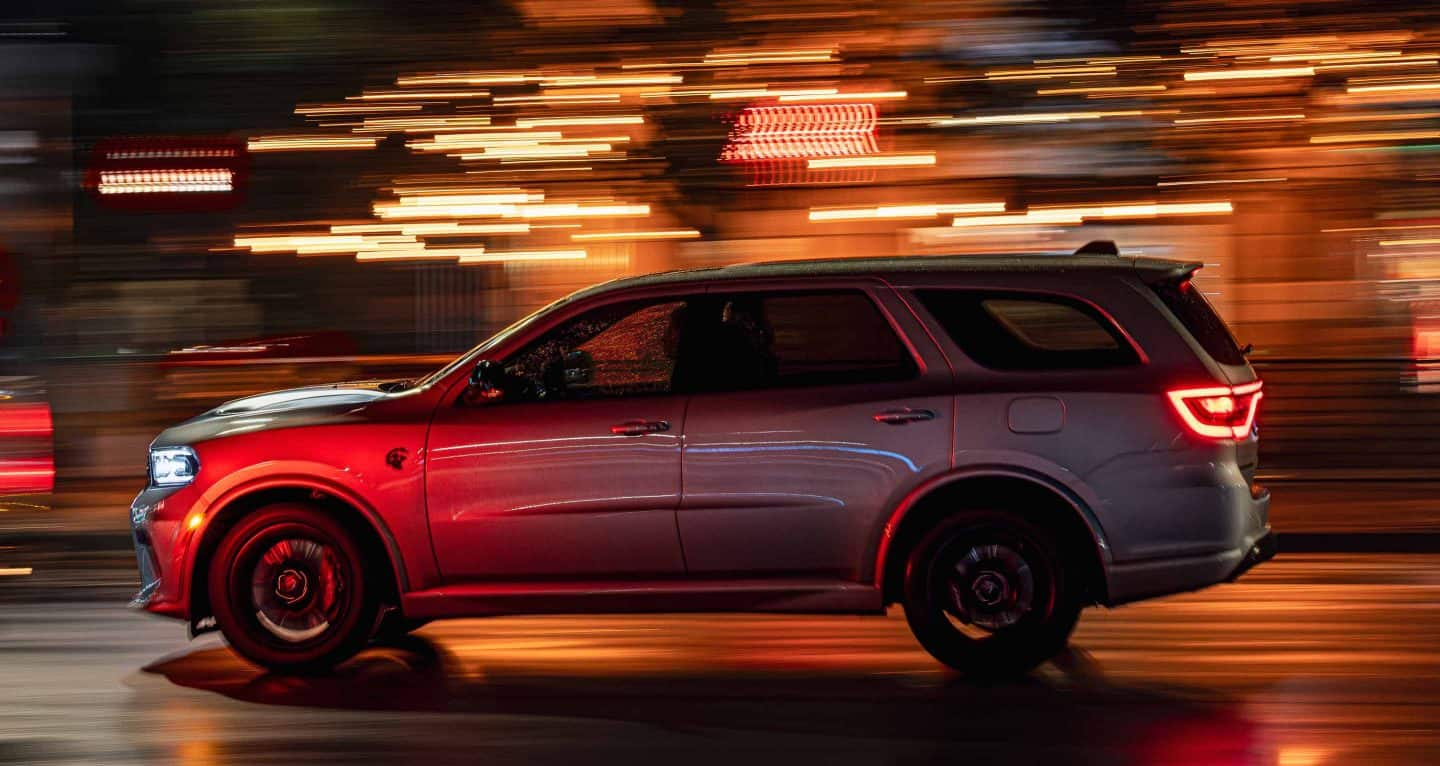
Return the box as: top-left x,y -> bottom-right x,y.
1105,528 -> 1275,605
1227,528 -> 1278,583
1104,478 -> 1273,607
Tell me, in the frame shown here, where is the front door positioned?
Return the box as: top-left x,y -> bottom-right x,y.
676,287 -> 954,578
427,297 -> 692,580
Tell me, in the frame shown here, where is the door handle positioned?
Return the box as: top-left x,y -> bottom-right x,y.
873,408 -> 936,425
610,419 -> 671,436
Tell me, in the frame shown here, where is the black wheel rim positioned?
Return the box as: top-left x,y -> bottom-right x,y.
930,531 -> 1053,641
247,537 -> 346,644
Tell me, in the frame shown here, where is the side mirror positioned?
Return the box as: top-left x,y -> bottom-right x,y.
469,359 -> 507,402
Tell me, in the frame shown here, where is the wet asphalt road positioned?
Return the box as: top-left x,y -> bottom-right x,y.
1,553 -> 1438,766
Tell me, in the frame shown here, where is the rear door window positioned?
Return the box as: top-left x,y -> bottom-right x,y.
680,290 -> 916,391
916,290 -> 1139,370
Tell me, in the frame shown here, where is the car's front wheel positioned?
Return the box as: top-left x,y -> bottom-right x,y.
902,511 -> 1082,678
209,503 -> 377,673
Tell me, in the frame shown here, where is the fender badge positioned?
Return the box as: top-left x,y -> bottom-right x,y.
385,448 -> 409,470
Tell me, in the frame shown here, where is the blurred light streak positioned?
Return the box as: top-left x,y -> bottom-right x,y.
373,200 -> 649,219
1173,114 -> 1305,125
950,212 -> 1083,227
708,88 -> 840,101
458,250 -> 587,264
1310,111 -> 1440,123
351,90 -> 490,100
460,144 -> 614,159
387,191 -> 540,204
703,49 -> 837,65
952,202 -> 1233,227
1029,201 -> 1234,219
722,104 -> 877,161
494,94 -> 623,104
1158,177 -> 1288,186
235,235 -> 371,254
98,169 -> 233,194
1183,67 -> 1316,81
0,404 -> 52,436
806,154 -> 935,169
296,103 -> 424,115
1378,239 -> 1440,246
1346,82 -> 1440,93
513,116 -> 644,128
778,91 -> 907,103
1034,55 -> 1166,64
338,223 -> 531,236
1035,85 -> 1168,95
354,250 -> 466,262
982,65 -> 1116,80
247,135 -> 379,152
104,148 -> 236,160
1310,130 -> 1440,144
809,203 -> 1006,221
355,116 -> 493,133
934,110 -> 1142,126
571,229 -> 699,241
396,73 -> 536,86
0,458 -> 53,493
0,568 -> 32,577
539,75 -> 682,87
1267,51 -> 1406,62
1323,224 -> 1440,232
1315,59 -> 1439,72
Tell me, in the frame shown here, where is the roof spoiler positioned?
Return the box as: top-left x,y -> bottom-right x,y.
1074,240 -> 1119,256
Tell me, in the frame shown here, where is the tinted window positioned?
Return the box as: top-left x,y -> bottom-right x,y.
1151,279 -> 1247,365
680,291 -> 916,391
502,299 -> 686,400
916,290 -> 1139,370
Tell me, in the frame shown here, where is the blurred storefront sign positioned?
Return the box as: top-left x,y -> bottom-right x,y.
85,136 -> 246,212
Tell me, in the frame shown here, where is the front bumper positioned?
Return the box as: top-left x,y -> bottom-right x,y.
128,485 -> 191,619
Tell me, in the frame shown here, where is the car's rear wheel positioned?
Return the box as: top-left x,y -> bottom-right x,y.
209,503 -> 377,673
902,511 -> 1081,678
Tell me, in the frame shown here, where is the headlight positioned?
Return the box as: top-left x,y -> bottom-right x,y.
149,446 -> 199,487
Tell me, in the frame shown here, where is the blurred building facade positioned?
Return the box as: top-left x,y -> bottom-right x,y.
7,0 -> 1440,476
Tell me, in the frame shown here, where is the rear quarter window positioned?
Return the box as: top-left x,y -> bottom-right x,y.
915,290 -> 1140,371
1150,280 -> 1247,365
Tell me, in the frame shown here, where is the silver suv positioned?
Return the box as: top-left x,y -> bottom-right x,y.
133,242 -> 1273,675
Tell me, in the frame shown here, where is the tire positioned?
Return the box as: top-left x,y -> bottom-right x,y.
372,611 -> 431,644
208,503 -> 378,673
902,510 -> 1082,678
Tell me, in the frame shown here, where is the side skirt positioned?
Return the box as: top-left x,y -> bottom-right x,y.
401,579 -> 885,620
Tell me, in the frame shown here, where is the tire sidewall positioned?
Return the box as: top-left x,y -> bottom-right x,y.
902,510 -> 1080,677
208,503 -> 376,672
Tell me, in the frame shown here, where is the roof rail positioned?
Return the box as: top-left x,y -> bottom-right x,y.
1074,240 -> 1119,256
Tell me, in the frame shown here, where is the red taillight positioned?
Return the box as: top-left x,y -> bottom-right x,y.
1167,380 -> 1262,440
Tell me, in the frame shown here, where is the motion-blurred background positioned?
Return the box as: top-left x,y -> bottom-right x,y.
4,0 -> 1440,589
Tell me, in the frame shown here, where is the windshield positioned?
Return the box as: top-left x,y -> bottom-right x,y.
415,298 -> 568,389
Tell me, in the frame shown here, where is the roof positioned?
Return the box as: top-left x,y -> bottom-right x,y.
569,253 -> 1200,302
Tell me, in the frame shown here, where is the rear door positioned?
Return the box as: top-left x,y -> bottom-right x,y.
675,283 -> 954,579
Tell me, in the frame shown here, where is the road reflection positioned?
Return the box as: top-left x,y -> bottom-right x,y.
145,632 -> 1266,764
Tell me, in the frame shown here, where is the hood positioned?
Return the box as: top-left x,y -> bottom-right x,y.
151,380 -> 398,448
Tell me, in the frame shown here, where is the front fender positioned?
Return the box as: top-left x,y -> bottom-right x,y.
174,460 -> 419,620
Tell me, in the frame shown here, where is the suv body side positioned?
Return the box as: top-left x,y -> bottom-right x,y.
132,259 -> 1268,629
